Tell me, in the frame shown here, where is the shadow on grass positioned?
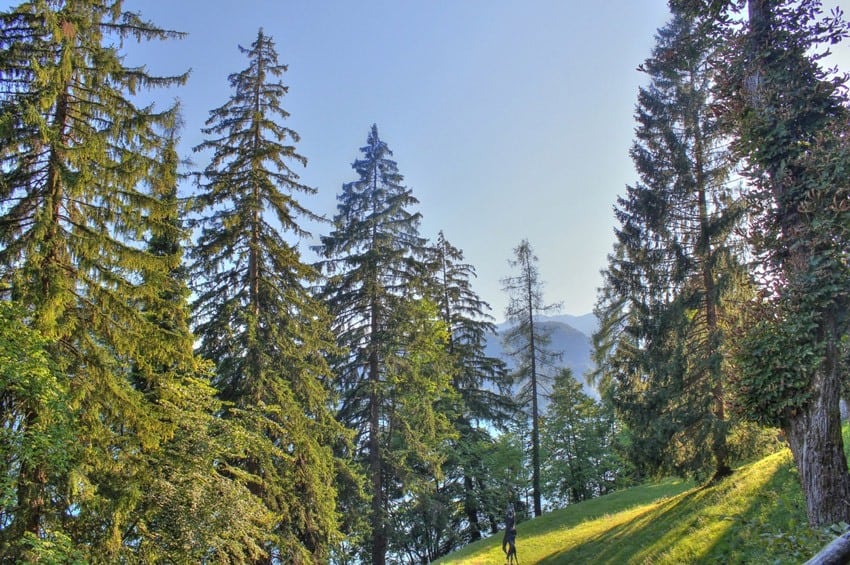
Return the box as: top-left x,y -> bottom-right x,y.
538,451 -> 824,564
433,480 -> 692,565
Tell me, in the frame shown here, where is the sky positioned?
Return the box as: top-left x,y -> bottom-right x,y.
109,0 -> 675,320
6,1 -> 850,319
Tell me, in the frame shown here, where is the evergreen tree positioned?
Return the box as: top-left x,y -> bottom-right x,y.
501,239 -> 561,518
0,1 -> 197,557
0,302 -> 76,562
680,0 -> 850,526
133,128 -> 275,562
388,231 -> 513,558
541,368 -> 626,508
593,7 -> 743,480
189,29 -> 349,561
317,125 -> 455,565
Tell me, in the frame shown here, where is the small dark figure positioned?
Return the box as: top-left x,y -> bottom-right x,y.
502,504 -> 518,564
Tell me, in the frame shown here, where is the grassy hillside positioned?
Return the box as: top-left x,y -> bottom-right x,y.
436,449 -> 835,564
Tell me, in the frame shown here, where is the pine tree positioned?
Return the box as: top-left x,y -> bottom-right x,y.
501,239 -> 561,518
0,1 -> 195,557
317,125 -> 455,565
189,29 -> 349,562
593,7 -> 743,480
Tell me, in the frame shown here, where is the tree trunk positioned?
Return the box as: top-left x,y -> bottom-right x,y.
527,278 -> 542,518
784,316 -> 850,526
744,0 -> 850,527
692,94 -> 731,481
369,296 -> 386,565
463,472 -> 482,541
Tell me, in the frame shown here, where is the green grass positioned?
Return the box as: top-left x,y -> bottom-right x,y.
436,449 -> 834,564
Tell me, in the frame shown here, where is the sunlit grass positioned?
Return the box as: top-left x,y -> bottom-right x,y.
436,449 -> 833,564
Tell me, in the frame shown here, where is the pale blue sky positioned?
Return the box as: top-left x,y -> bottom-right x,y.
114,0 -> 674,319
7,1 -> 850,318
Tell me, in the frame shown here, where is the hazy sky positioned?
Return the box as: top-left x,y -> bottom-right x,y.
7,1 -> 850,319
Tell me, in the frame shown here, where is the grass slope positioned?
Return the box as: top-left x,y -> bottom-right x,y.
436,449 -> 834,564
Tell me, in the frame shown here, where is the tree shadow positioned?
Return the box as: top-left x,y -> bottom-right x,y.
538,451 -> 820,564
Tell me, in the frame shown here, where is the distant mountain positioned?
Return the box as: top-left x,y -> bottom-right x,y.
540,313 -> 598,337
484,316 -> 597,399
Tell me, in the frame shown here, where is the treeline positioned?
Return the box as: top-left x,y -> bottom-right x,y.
0,3 -> 624,564
2,0 -> 850,564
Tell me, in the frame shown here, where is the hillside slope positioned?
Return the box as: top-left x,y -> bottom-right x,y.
436,449 -> 831,564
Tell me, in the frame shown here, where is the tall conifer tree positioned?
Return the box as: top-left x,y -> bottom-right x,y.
593,7 -> 742,480
677,0 -> 850,525
317,125 -> 455,565
189,29 -> 349,562
133,127 -> 274,562
428,231 -> 512,546
501,239 -> 561,518
0,1 -> 198,558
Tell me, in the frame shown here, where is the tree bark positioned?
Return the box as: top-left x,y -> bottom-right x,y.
369,311 -> 386,565
745,0 -> 850,527
527,277 -> 542,518
784,315 -> 850,526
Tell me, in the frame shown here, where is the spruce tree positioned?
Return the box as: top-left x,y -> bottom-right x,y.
593,7 -> 743,480
0,1 -> 196,558
133,128 -> 274,562
317,125 -> 455,565
389,231 -> 513,558
501,239 -> 561,518
189,29 -> 349,561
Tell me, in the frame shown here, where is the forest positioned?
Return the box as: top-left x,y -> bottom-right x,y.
1,0 -> 850,564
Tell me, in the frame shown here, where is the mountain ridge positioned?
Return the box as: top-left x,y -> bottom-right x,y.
485,313 -> 597,398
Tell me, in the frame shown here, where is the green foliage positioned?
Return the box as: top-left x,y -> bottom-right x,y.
420,232 -> 514,552
732,306 -> 822,427
501,238 -> 561,517
0,302 -> 75,561
0,0 -> 205,557
317,124 -> 453,564
594,5 -> 744,481
189,29 -> 350,561
130,375 -> 276,563
541,368 -> 628,507
685,0 -> 850,525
